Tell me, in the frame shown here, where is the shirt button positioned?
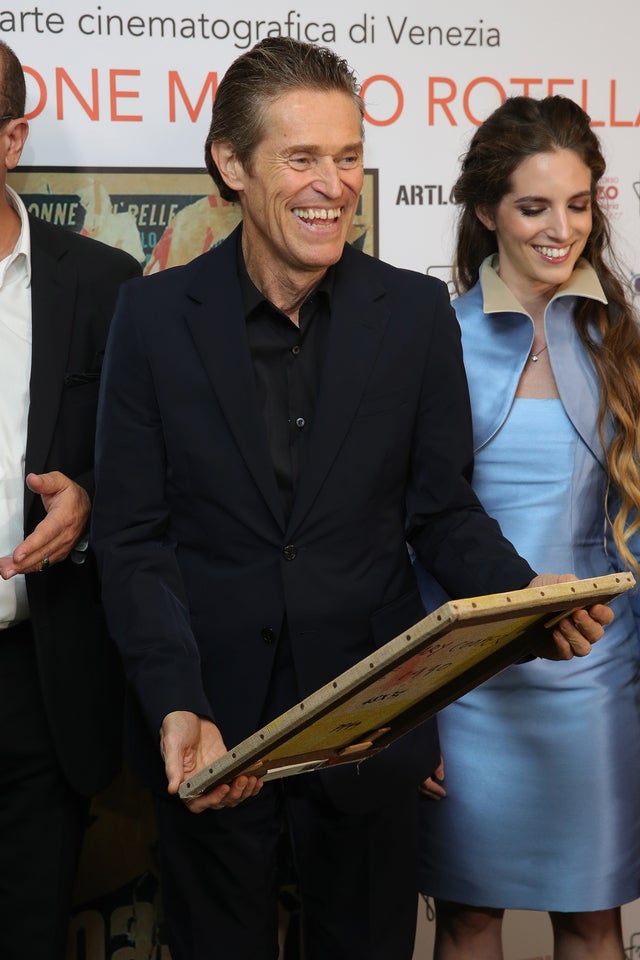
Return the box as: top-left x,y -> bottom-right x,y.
291,344 -> 301,356
295,417 -> 306,429
261,627 -> 276,644
282,544 -> 297,561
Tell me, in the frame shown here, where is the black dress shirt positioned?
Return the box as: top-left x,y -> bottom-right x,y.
238,244 -> 333,520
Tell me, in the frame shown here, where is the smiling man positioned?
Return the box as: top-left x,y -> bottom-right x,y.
92,38 -> 609,960
210,86 -> 364,313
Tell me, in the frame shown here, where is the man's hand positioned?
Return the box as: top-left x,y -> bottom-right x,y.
160,710 -> 262,814
0,472 -> 90,578
529,574 -> 614,660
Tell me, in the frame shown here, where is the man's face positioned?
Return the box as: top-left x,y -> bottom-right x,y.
224,88 -> 364,288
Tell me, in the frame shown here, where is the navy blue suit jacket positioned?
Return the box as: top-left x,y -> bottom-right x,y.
92,228 -> 534,811
25,214 -> 140,796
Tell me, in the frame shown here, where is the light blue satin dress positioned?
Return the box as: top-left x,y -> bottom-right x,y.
419,398 -> 640,910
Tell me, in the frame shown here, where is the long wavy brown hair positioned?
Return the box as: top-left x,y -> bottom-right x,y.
453,95 -> 640,572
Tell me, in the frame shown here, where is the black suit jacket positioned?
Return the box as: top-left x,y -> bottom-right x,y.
24,214 -> 140,797
92,228 -> 534,811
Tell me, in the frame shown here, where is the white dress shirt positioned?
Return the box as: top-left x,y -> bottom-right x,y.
0,186 -> 32,627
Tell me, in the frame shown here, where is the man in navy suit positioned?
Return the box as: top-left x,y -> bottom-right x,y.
0,41 -> 141,960
92,37 -> 610,960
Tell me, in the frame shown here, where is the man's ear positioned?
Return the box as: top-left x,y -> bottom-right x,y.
209,142 -> 246,195
3,119 -> 29,172
475,203 -> 496,231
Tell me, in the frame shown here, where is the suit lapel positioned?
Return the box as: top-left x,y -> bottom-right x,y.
184,232 -> 286,530
288,249 -> 389,534
25,218 -> 75,520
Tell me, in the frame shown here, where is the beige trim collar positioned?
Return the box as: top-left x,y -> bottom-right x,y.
480,254 -> 607,316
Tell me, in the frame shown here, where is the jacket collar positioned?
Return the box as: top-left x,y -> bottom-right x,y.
480,254 -> 607,314
457,256 -> 609,467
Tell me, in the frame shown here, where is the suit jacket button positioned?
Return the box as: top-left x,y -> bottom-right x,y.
282,544 -> 297,561
261,627 -> 276,644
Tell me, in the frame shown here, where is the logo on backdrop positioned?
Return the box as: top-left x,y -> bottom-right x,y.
597,176 -> 622,221
396,184 -> 453,206
426,264 -> 455,294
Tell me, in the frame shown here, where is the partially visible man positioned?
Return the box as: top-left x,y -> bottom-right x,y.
0,41 -> 141,960
92,37 -> 611,960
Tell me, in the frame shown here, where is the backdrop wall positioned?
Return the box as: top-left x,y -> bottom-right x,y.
5,1 -> 638,957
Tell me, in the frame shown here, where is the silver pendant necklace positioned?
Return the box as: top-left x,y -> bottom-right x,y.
530,343 -> 548,362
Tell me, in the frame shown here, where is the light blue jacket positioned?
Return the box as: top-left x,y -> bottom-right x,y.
455,255 -> 640,624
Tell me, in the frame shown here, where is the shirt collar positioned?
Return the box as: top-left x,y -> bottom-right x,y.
1,184 -> 32,286
479,253 -> 607,315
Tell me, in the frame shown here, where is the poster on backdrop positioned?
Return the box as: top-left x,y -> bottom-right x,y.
3,2 -> 638,957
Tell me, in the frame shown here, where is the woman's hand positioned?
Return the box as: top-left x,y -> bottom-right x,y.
420,756 -> 447,800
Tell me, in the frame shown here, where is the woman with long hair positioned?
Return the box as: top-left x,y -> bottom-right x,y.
419,96 -> 640,959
